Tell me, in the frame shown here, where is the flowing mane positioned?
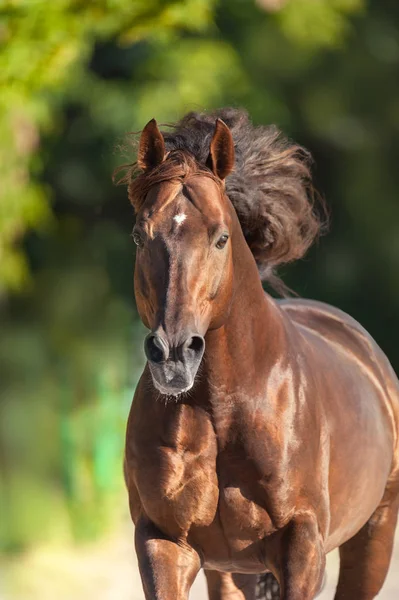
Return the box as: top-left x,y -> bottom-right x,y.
118,108 -> 325,289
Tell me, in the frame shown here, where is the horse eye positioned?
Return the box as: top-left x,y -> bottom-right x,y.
132,231 -> 144,248
216,234 -> 229,249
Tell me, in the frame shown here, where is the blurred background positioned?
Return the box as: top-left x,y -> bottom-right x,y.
1,0 -> 399,598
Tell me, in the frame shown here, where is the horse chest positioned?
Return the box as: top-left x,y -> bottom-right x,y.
136,446 -> 278,559
135,446 -> 218,538
216,450 -> 288,541
131,407 -> 220,538
130,400 -> 299,561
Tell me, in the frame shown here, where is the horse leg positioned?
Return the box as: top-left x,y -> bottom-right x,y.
135,517 -> 200,600
278,513 -> 325,600
334,489 -> 399,600
205,571 -> 258,600
256,573 -> 282,600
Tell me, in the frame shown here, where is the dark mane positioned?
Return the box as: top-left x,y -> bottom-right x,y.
117,108 -> 326,291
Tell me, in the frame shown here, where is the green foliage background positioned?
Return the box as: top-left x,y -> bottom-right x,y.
1,0 -> 399,558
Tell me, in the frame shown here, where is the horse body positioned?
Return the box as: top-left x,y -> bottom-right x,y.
122,109 -> 399,599
126,293 -> 399,570
283,299 -> 398,548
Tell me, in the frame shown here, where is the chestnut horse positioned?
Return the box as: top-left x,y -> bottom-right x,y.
121,109 -> 399,600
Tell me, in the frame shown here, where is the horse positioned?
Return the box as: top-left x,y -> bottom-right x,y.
121,108 -> 399,600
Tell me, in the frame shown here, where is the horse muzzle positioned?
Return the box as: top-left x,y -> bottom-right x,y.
144,332 -> 205,396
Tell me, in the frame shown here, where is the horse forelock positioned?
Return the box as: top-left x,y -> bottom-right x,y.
123,151 -> 223,214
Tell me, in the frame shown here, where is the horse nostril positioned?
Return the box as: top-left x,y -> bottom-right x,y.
186,335 -> 205,356
144,334 -> 168,364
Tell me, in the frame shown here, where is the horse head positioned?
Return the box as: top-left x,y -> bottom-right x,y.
130,118 -> 236,396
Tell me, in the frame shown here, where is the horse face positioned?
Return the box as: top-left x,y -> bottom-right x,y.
130,118 -> 235,396
133,175 -> 234,396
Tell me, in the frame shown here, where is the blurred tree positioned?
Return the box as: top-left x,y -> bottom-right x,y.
0,0 -> 216,290
0,0 -> 365,291
258,0 -> 365,49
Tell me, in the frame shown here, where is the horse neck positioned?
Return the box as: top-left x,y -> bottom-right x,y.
203,211 -> 288,396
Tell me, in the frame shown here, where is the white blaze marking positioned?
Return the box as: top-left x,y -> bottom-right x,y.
174,213 -> 187,226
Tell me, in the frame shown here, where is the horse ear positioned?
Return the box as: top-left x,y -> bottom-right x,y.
138,119 -> 166,171
206,118 -> 235,180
